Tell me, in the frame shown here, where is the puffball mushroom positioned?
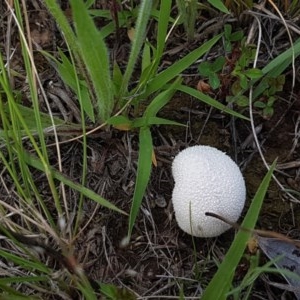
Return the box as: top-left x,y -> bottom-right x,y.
172,145 -> 246,237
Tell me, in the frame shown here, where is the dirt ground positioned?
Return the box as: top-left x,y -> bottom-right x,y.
1,1 -> 300,299
73,91 -> 299,299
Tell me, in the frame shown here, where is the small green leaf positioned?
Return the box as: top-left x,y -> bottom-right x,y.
267,96 -> 276,106
233,65 -> 242,74
198,61 -> 213,76
229,31 -> 244,42
209,73 -> 220,90
263,106 -> 274,118
224,24 -> 232,39
236,95 -> 249,107
277,74 -> 286,86
254,101 -> 266,108
238,53 -> 249,68
224,40 -> 232,52
231,80 -> 241,96
212,56 -> 226,72
244,68 -> 263,79
239,74 -> 248,89
207,0 -> 230,14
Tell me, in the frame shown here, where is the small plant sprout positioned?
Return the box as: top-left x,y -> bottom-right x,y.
172,145 -> 246,237
198,56 -> 226,90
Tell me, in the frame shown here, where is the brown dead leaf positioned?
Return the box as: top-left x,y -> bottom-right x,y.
128,27 -> 135,41
197,80 -> 211,93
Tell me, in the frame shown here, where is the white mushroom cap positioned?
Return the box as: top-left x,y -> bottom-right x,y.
172,145 -> 246,237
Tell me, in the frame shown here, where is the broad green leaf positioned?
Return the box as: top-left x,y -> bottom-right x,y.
43,0 -> 78,55
71,0 -> 113,122
202,160 -> 277,299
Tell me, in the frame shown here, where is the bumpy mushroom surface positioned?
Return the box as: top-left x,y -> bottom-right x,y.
172,145 -> 246,237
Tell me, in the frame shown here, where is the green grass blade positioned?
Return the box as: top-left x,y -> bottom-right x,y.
144,79 -> 180,119
119,0 -> 153,97
207,0 -> 230,13
155,0 -> 172,65
0,249 -> 50,273
253,38 -> 300,99
201,160 -> 277,299
133,0 -> 172,94
261,38 -> 300,75
128,127 -> 153,238
0,285 -> 39,299
43,49 -> 95,122
0,103 -> 65,136
145,34 -> 222,96
0,52 -> 58,226
14,2 -> 64,217
178,85 -> 249,120
71,0 -> 113,122
0,276 -> 49,284
23,152 -> 126,215
146,117 -> 185,126
43,0 -> 77,53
